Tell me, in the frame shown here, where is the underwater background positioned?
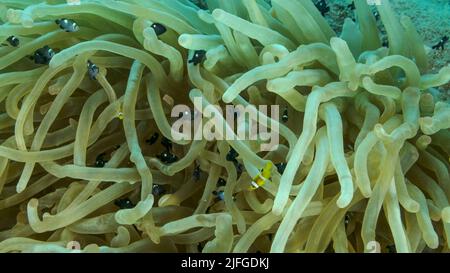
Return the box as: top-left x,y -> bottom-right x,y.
196,0 -> 450,72
325,0 -> 450,99
251,0 -> 450,97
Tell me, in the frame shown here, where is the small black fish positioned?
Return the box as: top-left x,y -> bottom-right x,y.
217,177 -> 227,187
32,45 -> 55,65
87,60 -> 99,80
146,132 -> 159,145
193,164 -> 201,181
55,18 -> 79,32
151,23 -> 167,36
232,194 -> 237,202
315,0 -> 330,16
161,137 -> 173,151
373,11 -> 380,21
157,151 -> 178,164
432,36 -> 449,50
152,184 -> 166,196
188,50 -> 207,66
114,198 -> 134,209
95,153 -> 107,168
386,244 -> 396,253
282,108 -> 288,123
6,36 -> 19,47
344,213 -> 351,227
226,148 -> 239,162
275,163 -> 286,174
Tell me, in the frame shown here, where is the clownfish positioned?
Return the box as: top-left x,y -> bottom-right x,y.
249,162 -> 273,190
55,18 -> 79,32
